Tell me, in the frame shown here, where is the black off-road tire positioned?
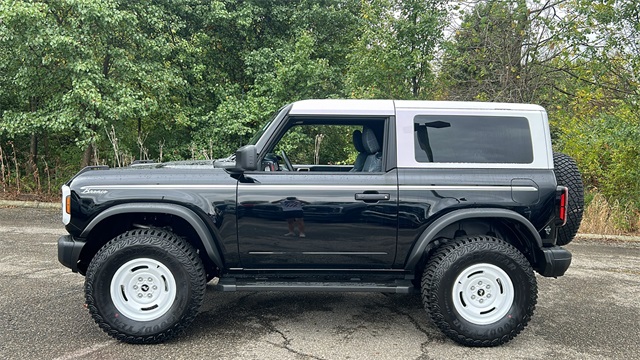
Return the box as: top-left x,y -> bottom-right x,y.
421,236 -> 537,347
85,229 -> 206,344
553,152 -> 584,245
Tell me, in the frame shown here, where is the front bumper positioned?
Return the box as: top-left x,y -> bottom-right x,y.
58,235 -> 86,273
538,246 -> 572,277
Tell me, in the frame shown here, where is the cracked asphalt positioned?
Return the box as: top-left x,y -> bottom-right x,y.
0,207 -> 639,360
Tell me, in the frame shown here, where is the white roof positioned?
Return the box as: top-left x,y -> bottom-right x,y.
289,99 -> 395,116
289,99 -> 544,115
394,100 -> 545,111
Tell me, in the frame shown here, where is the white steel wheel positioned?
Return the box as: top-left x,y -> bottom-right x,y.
421,236 -> 537,347
110,258 -> 177,322
85,229 -> 206,344
452,263 -> 514,325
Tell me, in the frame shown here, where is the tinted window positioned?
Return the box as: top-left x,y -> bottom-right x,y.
414,115 -> 533,163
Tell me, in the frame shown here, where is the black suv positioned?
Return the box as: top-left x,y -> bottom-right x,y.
58,99 -> 583,346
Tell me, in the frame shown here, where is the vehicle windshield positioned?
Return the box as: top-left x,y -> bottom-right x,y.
217,104 -> 290,162
247,106 -> 286,145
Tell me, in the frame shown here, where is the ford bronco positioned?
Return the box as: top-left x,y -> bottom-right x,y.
58,99 -> 583,346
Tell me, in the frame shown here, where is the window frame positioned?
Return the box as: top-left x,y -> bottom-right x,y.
395,109 -> 552,170
256,115 -> 392,173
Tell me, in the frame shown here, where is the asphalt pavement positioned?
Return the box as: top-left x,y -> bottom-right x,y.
0,207 -> 638,360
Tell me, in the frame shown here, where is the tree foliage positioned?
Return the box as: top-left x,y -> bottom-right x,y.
0,0 -> 639,229
439,1 -> 530,102
434,0 -> 639,228
346,0 -> 446,99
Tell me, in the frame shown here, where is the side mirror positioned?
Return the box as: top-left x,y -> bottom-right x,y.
233,145 -> 258,172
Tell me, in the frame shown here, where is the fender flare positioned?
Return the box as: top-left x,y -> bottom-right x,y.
404,208 -> 542,270
80,202 -> 224,268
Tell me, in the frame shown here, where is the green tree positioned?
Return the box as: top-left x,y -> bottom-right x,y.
191,0 -> 361,157
193,30 -> 347,158
346,0 -> 447,99
0,0 -> 198,167
549,0 -> 640,213
439,0 -> 533,102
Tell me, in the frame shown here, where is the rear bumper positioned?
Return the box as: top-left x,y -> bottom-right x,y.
538,246 -> 572,277
58,235 -> 85,273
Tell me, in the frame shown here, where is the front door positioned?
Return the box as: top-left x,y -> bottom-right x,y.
236,170 -> 398,268
236,116 -> 398,269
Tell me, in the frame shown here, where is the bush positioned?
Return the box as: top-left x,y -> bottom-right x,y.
580,191 -> 639,234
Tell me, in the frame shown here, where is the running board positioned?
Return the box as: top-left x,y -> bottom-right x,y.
215,278 -> 416,294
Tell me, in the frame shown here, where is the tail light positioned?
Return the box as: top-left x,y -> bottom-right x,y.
558,186 -> 568,226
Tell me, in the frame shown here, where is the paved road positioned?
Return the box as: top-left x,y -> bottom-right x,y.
0,207 -> 638,360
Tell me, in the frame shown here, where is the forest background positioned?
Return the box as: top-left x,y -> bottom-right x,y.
1,0 -> 638,233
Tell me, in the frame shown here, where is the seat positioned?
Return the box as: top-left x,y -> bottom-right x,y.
361,127 -> 382,172
349,130 -> 367,172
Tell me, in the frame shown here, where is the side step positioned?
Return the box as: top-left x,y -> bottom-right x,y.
215,278 -> 416,294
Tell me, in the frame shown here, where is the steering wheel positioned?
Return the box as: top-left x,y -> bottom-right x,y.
280,150 -> 294,171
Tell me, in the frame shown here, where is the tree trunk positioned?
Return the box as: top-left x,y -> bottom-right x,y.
82,143 -> 93,167
28,96 -> 39,172
29,133 -> 38,171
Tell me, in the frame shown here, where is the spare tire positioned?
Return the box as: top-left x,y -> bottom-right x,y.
553,152 -> 584,245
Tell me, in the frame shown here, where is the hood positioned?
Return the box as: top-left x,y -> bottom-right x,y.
128,156 -> 236,169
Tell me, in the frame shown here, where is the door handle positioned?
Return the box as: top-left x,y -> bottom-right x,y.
355,193 -> 390,201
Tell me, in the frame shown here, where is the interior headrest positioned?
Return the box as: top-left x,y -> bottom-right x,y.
362,127 -> 380,154
353,130 -> 365,153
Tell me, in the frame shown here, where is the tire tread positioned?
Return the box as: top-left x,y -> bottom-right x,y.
85,229 -> 206,344
553,152 -> 584,245
421,236 -> 537,347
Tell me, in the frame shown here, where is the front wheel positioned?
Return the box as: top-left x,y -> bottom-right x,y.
421,236 -> 537,347
85,229 -> 206,343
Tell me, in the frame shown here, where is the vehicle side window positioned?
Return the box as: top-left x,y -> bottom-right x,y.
274,124 -> 360,166
264,118 -> 387,172
413,115 -> 533,164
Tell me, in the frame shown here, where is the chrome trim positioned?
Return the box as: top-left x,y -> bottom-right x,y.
80,184 -> 236,190
399,185 -> 538,192
238,185 -> 397,191
302,252 -> 388,255
228,268 -> 408,272
248,252 -> 388,255
80,184 -> 538,192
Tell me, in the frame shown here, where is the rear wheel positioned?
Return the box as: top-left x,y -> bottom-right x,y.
85,229 -> 206,343
421,236 -> 537,347
553,152 -> 584,245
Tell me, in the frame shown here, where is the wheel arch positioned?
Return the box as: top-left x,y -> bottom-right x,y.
77,203 -> 224,274
404,208 -> 543,271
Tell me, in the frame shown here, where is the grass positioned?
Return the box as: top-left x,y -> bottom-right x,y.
579,192 -> 639,235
